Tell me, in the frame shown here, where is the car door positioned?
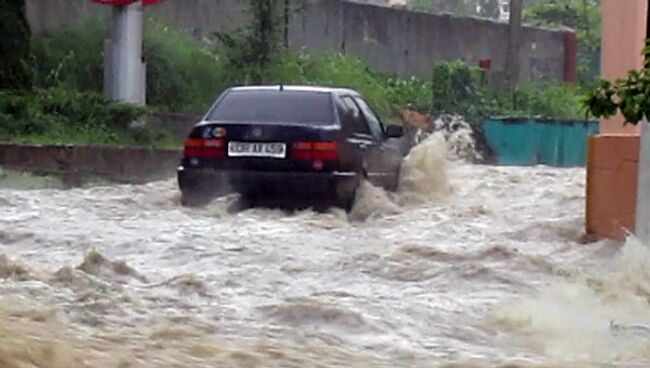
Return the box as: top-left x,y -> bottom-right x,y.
336,96 -> 381,180
352,96 -> 403,190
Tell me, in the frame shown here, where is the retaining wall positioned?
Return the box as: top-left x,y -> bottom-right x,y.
0,144 -> 181,184
150,112 -> 201,140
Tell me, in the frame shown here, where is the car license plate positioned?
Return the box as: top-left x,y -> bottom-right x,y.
227,142 -> 286,158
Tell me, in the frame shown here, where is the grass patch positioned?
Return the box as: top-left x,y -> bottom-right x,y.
0,88 -> 177,148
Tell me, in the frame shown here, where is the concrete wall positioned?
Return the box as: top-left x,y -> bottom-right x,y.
26,0 -> 246,37
149,112 -> 201,141
339,2 -> 566,81
25,0 -> 569,82
0,144 -> 181,184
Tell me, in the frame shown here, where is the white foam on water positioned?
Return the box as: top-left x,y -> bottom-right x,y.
0,128 -> 613,368
491,237 -> 650,364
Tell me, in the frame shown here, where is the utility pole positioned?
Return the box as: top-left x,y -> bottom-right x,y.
93,0 -> 162,104
103,1 -> 146,105
505,0 -> 523,88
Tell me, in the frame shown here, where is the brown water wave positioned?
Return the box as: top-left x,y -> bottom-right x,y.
0,295 -> 611,368
0,131 -> 636,367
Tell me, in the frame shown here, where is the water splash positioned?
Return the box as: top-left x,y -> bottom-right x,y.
404,113 -> 483,163
398,133 -> 452,203
433,114 -> 483,163
349,180 -> 401,221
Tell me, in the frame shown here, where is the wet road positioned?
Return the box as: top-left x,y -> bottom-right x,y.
0,136 -> 649,368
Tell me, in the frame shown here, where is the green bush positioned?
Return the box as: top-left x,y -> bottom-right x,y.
214,0 -> 285,85
426,60 -> 586,121
0,88 -> 175,147
32,18 -> 105,91
381,75 -> 433,115
144,20 -> 227,112
509,84 -> 587,119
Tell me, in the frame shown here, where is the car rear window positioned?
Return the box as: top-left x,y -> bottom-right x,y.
207,90 -> 334,124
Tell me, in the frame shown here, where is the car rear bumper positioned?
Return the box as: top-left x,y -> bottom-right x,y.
177,166 -> 359,199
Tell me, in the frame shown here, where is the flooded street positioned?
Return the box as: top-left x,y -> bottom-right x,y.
1,136 -> 649,368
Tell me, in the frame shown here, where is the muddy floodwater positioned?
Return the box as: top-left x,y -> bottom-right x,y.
1,135 -> 649,368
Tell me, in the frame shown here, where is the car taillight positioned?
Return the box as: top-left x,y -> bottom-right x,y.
183,138 -> 225,158
290,141 -> 338,161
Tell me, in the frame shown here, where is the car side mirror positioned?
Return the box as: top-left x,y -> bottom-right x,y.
385,125 -> 404,139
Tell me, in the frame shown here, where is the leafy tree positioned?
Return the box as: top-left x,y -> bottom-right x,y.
215,0 -> 285,84
0,0 -> 32,90
525,0 -> 602,84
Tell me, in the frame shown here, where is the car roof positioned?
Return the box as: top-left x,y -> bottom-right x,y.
228,85 -> 361,96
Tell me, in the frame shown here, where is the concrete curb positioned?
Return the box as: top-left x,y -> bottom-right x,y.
0,144 -> 182,184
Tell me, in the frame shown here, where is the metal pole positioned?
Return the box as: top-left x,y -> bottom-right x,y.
505,0 -> 523,87
107,1 -> 145,105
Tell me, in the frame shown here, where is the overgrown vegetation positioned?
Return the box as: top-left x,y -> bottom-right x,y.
31,18 -> 227,114
144,21 -> 227,112
215,0 -> 285,85
1,0 -> 587,152
0,88 -> 175,147
1,6 -> 177,147
422,60 -> 586,154
426,60 -> 585,120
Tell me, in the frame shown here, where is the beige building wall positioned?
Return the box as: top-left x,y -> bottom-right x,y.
600,0 -> 648,134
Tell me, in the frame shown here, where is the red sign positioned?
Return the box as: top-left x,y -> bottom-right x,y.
91,0 -> 162,5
